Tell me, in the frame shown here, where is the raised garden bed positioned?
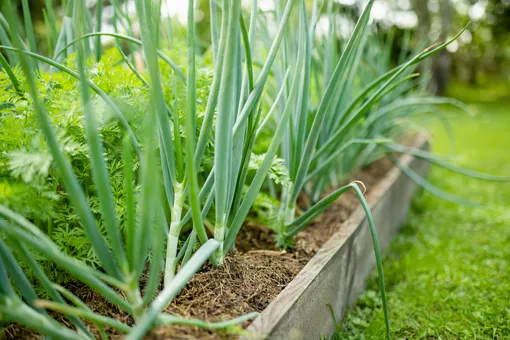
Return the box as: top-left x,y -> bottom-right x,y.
154,135 -> 430,339
3,136 -> 429,340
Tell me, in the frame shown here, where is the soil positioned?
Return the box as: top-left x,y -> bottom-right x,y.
2,157 -> 394,340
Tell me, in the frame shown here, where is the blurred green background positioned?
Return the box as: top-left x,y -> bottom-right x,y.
14,0 -> 510,95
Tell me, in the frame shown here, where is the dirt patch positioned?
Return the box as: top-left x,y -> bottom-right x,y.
3,157 -> 394,340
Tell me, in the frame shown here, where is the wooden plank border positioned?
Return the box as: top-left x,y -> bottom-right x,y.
243,136 -> 430,340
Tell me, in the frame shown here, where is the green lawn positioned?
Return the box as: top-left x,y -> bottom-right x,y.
334,85 -> 510,339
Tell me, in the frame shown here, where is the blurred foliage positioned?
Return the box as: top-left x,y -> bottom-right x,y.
409,0 -> 509,87
446,78 -> 510,103
451,0 -> 510,85
14,0 -> 510,90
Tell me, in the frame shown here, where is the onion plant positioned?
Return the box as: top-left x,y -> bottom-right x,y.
0,0 -> 315,337
256,2 -> 510,244
252,2 -> 510,337
0,0 -> 259,338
